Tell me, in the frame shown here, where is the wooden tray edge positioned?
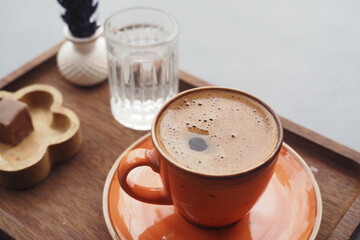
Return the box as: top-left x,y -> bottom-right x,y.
1,43 -> 359,165
0,42 -> 63,89
180,71 -> 360,165
328,194 -> 360,240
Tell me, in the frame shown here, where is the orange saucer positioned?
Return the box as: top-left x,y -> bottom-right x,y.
103,133 -> 322,240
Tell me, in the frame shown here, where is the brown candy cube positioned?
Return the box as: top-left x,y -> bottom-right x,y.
0,98 -> 34,146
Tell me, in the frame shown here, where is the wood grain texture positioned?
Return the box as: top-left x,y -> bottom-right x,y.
328,194 -> 360,240
0,53 -> 358,239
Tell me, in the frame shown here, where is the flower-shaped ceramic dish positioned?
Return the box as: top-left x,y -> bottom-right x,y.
0,84 -> 82,189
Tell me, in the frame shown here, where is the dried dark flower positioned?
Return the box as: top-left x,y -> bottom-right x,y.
57,0 -> 99,38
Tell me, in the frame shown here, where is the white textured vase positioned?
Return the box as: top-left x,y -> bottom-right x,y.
57,26 -> 108,86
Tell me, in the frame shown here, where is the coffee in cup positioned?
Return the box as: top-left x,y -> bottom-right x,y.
156,88 -> 278,175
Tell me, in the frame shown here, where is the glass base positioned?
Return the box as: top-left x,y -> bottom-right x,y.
111,98 -> 164,131
113,115 -> 152,131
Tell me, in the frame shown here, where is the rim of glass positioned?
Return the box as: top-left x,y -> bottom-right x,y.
104,7 -> 179,48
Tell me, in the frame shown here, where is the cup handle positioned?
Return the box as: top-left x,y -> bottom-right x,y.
117,148 -> 172,205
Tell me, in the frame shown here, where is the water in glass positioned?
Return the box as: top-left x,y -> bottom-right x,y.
107,25 -> 178,130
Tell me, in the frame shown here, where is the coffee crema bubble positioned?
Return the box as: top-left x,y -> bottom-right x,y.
156,89 -> 278,175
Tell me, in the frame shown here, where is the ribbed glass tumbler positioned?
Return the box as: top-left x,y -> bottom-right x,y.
104,7 -> 179,130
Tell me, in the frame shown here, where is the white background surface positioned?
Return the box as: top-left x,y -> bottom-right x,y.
0,0 -> 359,152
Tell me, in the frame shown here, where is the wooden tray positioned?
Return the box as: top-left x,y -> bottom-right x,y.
0,45 -> 359,240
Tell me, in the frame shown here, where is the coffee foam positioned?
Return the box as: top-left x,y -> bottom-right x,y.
156,89 -> 278,175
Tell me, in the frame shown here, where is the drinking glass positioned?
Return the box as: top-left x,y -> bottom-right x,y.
104,7 -> 179,130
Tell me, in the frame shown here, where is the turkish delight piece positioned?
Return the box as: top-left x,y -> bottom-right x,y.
0,98 -> 34,146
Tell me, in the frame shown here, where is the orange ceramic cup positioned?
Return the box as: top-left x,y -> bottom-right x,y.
117,87 -> 283,228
